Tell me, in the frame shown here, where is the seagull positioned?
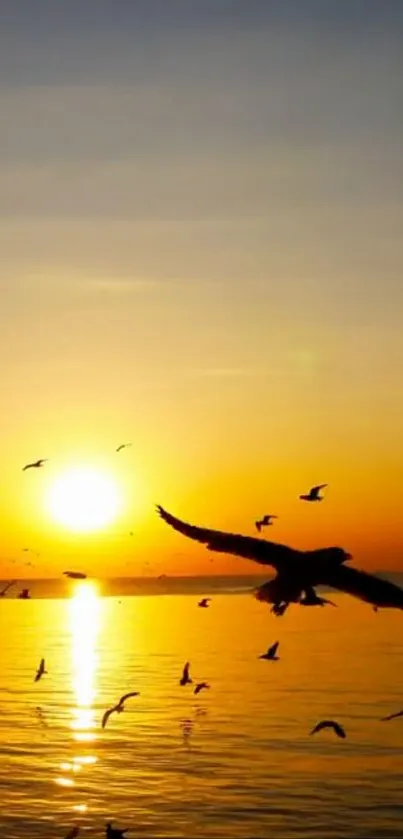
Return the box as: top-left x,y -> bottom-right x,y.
63,571 -> 87,580
194,682 -> 210,695
259,641 -> 280,661
116,443 -> 131,453
34,658 -> 47,682
180,662 -> 192,686
101,692 -> 139,728
64,828 -> 80,839
255,515 -> 277,532
22,459 -> 48,471
106,823 -> 129,838
198,597 -> 211,608
310,720 -> 346,738
0,580 -> 16,597
380,709 -> 403,722
299,484 -> 327,502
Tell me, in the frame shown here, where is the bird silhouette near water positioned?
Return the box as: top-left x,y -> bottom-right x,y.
255,514 -> 277,532
101,692 -> 139,728
34,658 -> 47,683
22,459 -> 48,471
180,662 -> 192,686
310,720 -> 346,738
259,641 -> 280,661
156,505 -> 403,613
299,484 -> 327,502
198,597 -> 211,608
106,823 -> 129,838
194,682 -> 210,695
380,709 -> 403,722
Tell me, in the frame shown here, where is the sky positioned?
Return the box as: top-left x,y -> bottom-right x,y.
1,0 -> 402,577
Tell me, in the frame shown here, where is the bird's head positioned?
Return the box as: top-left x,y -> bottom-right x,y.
307,547 -> 352,565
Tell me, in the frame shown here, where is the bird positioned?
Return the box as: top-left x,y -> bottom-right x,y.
116,443 -> 131,453
105,823 -> 129,838
259,641 -> 280,661
101,692 -> 139,728
22,459 -> 48,471
63,571 -> 87,580
194,682 -> 210,695
255,515 -> 277,532
19,588 -> 31,599
310,720 -> 346,738
34,658 -> 47,683
0,580 -> 16,597
198,597 -> 211,608
64,828 -> 80,839
180,662 -> 192,686
299,484 -> 327,502
380,710 -> 403,722
156,505 -> 403,613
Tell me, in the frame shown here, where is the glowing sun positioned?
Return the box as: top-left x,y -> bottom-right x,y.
47,467 -> 121,532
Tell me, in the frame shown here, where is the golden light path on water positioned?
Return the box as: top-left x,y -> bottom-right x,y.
55,581 -> 101,803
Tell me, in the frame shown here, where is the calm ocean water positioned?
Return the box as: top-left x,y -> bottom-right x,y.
1,581 -> 403,838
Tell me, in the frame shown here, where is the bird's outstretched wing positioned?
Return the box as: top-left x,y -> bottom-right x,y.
268,641 -> 279,657
380,710 -> 403,722
102,707 -> 117,728
119,691 -> 139,704
319,563 -> 403,610
310,720 -> 346,738
312,484 -> 327,493
157,506 -> 297,570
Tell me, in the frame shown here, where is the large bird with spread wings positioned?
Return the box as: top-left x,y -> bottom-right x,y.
156,506 -> 403,614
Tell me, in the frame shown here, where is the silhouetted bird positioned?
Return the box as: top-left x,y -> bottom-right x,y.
255,515 -> 277,532
22,459 -> 48,471
116,443 -> 131,453
34,658 -> 47,682
0,580 -> 16,597
156,505 -> 403,613
105,823 -> 129,838
180,662 -> 192,686
194,682 -> 210,695
63,571 -> 87,580
64,828 -> 80,839
259,641 -> 280,661
198,597 -> 211,608
299,484 -> 327,502
310,720 -> 346,738
19,588 -> 30,599
380,709 -> 403,722
102,692 -> 139,728
300,588 -> 337,607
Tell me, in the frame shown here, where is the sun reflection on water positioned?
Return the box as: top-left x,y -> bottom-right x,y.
69,581 -> 101,742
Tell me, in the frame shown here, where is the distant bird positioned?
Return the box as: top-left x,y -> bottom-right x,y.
63,571 -> 87,580
106,824 -> 129,839
19,588 -> 30,599
34,658 -> 47,682
0,579 -> 16,597
380,710 -> 403,722
194,682 -> 210,695
101,692 -> 139,728
198,597 -> 211,608
310,720 -> 346,738
255,515 -> 277,532
299,484 -> 327,502
64,828 -> 80,839
116,443 -> 131,453
180,662 -> 192,686
259,641 -> 280,661
22,459 -> 48,471
300,588 -> 337,607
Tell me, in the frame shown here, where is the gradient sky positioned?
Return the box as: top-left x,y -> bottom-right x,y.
1,1 -> 402,577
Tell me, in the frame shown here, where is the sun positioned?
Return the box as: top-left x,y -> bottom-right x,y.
46,467 -> 122,532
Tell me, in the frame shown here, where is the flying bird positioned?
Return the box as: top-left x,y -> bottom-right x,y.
156,505 -> 403,614
63,571 -> 87,580
255,515 -> 277,532
198,597 -> 211,608
0,580 -> 16,597
310,720 -> 346,738
64,828 -> 80,839
22,459 -> 48,471
101,692 -> 139,728
299,484 -> 327,502
194,682 -> 210,695
380,710 -> 403,722
116,443 -> 131,453
259,641 -> 280,661
106,824 -> 129,839
34,658 -> 47,683
180,662 -> 192,686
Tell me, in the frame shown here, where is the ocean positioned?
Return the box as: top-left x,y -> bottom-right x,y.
1,579 -> 403,838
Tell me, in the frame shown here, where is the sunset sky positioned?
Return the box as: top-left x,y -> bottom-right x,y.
1,1 -> 402,577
